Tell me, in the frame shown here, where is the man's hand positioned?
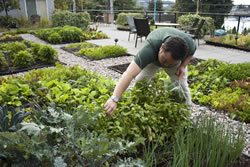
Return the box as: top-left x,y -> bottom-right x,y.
104,98 -> 117,116
176,65 -> 185,80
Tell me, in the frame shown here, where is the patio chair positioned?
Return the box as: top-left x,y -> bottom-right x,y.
188,19 -> 206,46
133,18 -> 151,48
126,15 -> 137,41
181,17 -> 200,33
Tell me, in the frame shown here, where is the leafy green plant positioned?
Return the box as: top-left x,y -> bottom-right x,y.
177,14 -> 215,37
66,42 -> 97,49
58,26 -> 83,43
77,45 -> 128,59
116,12 -> 144,29
13,51 -> 35,68
0,105 -> 31,132
37,45 -> 58,63
171,114 -> 245,167
0,52 -> 8,70
48,32 -> 62,44
1,41 -> 27,58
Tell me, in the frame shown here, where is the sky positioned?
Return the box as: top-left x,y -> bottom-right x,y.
232,0 -> 250,5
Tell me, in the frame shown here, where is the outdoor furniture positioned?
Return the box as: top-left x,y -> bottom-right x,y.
154,22 -> 180,28
31,15 -> 40,24
181,17 -> 200,33
188,19 -> 206,46
126,15 -> 137,41
133,18 -> 151,48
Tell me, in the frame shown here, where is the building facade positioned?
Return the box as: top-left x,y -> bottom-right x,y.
0,0 -> 54,20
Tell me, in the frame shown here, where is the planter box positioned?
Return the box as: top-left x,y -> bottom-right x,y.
205,40 -> 250,52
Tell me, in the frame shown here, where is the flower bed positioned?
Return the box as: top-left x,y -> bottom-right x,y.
0,34 -> 23,43
0,40 -> 62,75
62,42 -> 131,60
205,34 -> 250,52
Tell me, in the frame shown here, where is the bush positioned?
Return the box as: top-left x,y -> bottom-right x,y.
0,52 -> 8,70
58,26 -> 83,43
48,32 -> 62,44
38,45 -> 58,63
51,10 -> 90,29
30,43 -> 41,57
1,41 -> 27,59
77,45 -> 127,59
13,51 -> 35,68
0,16 -> 18,28
177,14 -> 215,37
116,13 -> 144,27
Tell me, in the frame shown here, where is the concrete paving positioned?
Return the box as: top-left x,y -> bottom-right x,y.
90,24 -> 250,64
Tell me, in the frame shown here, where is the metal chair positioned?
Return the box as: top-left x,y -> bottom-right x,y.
126,15 -> 137,41
182,17 -> 200,33
133,18 -> 151,48
189,19 -> 206,46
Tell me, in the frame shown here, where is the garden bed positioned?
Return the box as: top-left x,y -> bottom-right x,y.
108,57 -> 205,74
61,43 -> 133,61
205,40 -> 250,52
0,61 -> 66,76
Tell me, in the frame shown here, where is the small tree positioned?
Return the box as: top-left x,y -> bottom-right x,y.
0,0 -> 19,16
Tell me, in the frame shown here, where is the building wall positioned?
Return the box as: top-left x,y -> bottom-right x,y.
47,0 -> 54,20
0,0 -> 27,18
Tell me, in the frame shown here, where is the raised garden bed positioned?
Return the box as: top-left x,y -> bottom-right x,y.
61,42 -> 133,61
0,34 -> 23,43
205,40 -> 250,52
0,41 -> 61,76
108,57 -> 205,74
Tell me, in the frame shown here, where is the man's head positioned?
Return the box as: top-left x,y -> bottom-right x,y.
158,36 -> 188,67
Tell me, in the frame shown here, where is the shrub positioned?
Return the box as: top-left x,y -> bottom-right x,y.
0,52 -> 8,70
58,26 -> 83,43
48,32 -> 62,44
39,18 -> 50,28
77,45 -> 127,59
1,42 -> 27,58
66,42 -> 97,49
51,10 -> 90,29
0,16 -> 18,28
177,14 -> 215,37
116,13 -> 144,26
30,43 -> 41,57
38,45 -> 58,63
13,51 -> 35,68
35,28 -> 54,41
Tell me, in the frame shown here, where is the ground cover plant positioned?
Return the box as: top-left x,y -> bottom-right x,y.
0,64 -> 245,166
33,26 -> 109,44
0,40 -> 58,74
205,34 -> 250,50
188,59 -> 250,123
0,34 -> 23,42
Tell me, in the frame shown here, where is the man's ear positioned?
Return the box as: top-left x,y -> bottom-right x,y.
160,43 -> 165,50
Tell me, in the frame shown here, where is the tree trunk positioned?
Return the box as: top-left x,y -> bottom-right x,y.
72,0 -> 76,13
3,0 -> 9,16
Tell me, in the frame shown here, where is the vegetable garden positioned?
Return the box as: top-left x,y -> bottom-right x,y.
0,10 -> 249,167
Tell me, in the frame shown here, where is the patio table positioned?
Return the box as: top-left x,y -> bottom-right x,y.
154,22 -> 180,28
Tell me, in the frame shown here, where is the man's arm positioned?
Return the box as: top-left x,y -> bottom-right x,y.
176,55 -> 193,80
104,60 -> 141,116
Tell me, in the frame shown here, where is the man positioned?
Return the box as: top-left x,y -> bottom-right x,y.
104,27 -> 196,116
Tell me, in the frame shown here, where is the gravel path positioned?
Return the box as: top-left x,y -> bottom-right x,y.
1,33 -> 249,158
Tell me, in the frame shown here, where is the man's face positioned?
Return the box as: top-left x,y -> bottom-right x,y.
158,44 -> 181,67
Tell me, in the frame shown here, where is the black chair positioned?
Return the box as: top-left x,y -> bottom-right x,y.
182,17 -> 200,33
133,18 -> 151,48
126,15 -> 137,41
189,19 -> 206,46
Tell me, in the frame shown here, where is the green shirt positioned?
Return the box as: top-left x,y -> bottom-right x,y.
134,27 -> 196,69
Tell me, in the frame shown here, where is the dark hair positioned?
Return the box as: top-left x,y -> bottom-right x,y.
163,36 -> 188,60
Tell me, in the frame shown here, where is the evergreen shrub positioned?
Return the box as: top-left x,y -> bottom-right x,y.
38,45 -> 58,63
13,51 -> 35,68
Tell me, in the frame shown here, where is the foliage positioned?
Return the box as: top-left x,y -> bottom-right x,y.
66,42 -> 97,49
206,34 -> 250,49
0,52 -> 8,70
48,32 -> 62,44
2,28 -> 29,35
177,14 -> 215,37
116,12 -> 144,27
13,51 -> 35,68
148,0 -> 163,11
0,105 -> 31,132
188,59 -> 250,122
0,34 -> 23,42
58,26 -> 83,43
76,45 -> 128,59
37,45 -> 58,64
51,10 -> 90,29
1,41 -> 27,59
0,0 -> 19,16
171,114 -> 245,167
173,0 -> 233,28
82,29 -> 109,40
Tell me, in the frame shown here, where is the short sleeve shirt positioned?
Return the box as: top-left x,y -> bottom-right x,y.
134,27 -> 196,69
